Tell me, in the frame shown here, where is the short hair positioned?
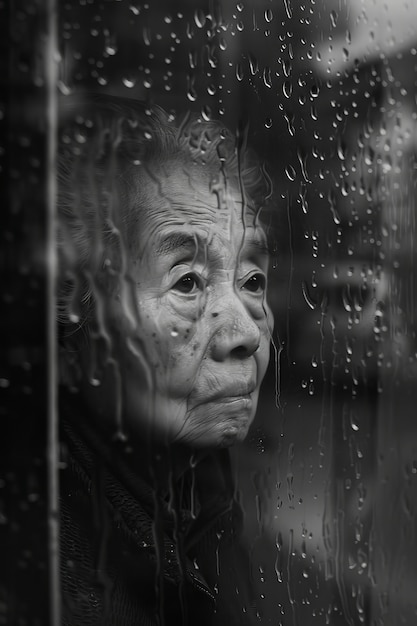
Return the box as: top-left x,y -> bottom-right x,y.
57,94 -> 272,338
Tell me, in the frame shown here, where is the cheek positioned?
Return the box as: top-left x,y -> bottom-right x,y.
140,306 -> 205,376
266,303 -> 274,335
257,315 -> 273,376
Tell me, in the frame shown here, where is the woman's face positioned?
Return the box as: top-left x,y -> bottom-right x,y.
107,163 -> 273,448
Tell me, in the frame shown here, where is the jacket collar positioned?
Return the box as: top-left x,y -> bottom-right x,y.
60,402 -> 230,598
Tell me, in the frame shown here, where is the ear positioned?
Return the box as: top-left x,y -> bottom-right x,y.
105,277 -> 142,337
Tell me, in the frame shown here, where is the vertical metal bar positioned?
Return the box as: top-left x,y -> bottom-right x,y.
46,0 -> 60,622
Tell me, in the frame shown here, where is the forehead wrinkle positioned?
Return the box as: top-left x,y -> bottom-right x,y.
137,196 -> 225,257
128,167 -> 262,262
139,204 -> 218,253
154,226 -> 248,270
168,201 -> 218,220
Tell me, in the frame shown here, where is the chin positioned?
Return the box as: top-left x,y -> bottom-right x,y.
187,418 -> 252,449
216,425 -> 249,447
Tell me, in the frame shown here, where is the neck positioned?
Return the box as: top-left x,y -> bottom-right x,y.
60,385 -> 204,494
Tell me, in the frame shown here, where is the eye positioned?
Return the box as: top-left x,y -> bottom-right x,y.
172,272 -> 202,294
242,273 -> 266,294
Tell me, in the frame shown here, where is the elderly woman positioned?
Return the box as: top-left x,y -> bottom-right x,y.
58,95 -> 274,625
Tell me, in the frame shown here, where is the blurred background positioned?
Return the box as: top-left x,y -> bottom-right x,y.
2,0 -> 417,624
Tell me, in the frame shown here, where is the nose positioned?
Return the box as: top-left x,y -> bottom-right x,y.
209,290 -> 261,362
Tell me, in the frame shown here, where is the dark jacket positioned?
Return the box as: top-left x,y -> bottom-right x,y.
60,408 -> 259,626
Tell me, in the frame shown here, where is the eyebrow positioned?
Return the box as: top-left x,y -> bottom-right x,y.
243,238 -> 271,257
155,230 -> 272,260
156,232 -> 201,256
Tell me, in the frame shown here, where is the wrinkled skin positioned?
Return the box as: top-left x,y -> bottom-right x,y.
86,162 -> 273,448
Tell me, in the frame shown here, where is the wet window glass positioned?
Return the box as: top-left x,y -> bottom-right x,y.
3,1 -> 417,625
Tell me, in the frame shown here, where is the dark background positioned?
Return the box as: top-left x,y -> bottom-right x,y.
2,1 -> 417,624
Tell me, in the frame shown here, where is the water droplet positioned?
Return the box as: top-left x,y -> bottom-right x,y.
364,147 -> 374,166
302,281 -> 317,310
194,8 -> 206,28
337,141 -> 347,160
264,8 -> 273,23
283,0 -> 292,19
285,164 -> 296,182
187,76 -> 197,101
350,412 -> 359,431
301,540 -> 307,558
171,330 -> 179,338
310,84 -> 319,98
188,50 -> 197,70
330,10 -> 337,28
57,80 -> 72,96
235,62 -> 244,81
122,76 -> 136,88
283,80 -> 293,98
328,191 -> 341,224
105,44 -> 117,56
113,429 -> 127,443
143,27 -> 151,46
357,549 -> 367,569
297,150 -> 310,183
201,105 -> 211,121
248,52 -> 258,75
299,191 -> 308,213
342,286 -> 352,312
283,111 -> 295,136
282,59 -> 292,78
129,3 -> 140,16
263,67 -> 272,88
264,118 -> 273,129
382,156 -> 392,173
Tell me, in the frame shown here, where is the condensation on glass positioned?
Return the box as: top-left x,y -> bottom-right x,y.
54,0 -> 417,624
3,1 -> 417,625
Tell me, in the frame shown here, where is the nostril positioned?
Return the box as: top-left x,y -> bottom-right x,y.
231,346 -> 246,359
210,299 -> 262,360
231,344 -> 257,359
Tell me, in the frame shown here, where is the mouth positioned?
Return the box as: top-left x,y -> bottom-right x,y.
206,391 -> 256,410
208,381 -> 257,403
189,380 -> 257,411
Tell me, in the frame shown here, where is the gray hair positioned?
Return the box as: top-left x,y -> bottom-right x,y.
57,95 -> 272,341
